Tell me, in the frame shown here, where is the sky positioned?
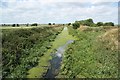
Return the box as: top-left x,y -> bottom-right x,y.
0,0 -> 119,24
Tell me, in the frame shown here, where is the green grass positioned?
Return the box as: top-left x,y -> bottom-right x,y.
58,26 -> 118,78
51,27 -> 77,49
27,26 -> 77,78
2,27 -> 62,78
0,26 -> 43,29
27,49 -> 51,78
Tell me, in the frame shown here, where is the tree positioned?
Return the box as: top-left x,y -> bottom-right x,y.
72,22 -> 80,29
26,23 -> 29,26
12,24 -> 16,27
48,23 -> 51,25
68,23 -> 71,26
84,18 -> 94,26
96,22 -> 103,26
53,23 -> 55,25
76,18 -> 94,27
17,24 -> 19,27
104,22 -> 114,26
31,23 -> 38,26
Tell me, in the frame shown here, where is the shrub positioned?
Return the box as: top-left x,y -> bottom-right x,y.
17,24 -> 20,27
12,24 -> 16,27
68,23 -> 71,26
31,23 -> 38,26
96,22 -> 104,26
26,24 -> 29,26
2,27 -> 63,78
75,18 -> 94,27
104,22 -> 114,26
53,23 -> 55,25
48,23 -> 51,25
72,22 -> 80,29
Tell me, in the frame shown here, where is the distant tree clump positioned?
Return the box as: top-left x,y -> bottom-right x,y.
48,23 -> 51,25
31,23 -> 38,26
68,23 -> 71,26
75,18 -> 94,27
53,23 -> 55,25
72,22 -> 80,29
17,24 -> 19,27
26,23 -> 29,26
104,22 -> 114,26
72,18 -> 114,28
12,24 -> 16,27
96,22 -> 104,26
2,24 -> 6,26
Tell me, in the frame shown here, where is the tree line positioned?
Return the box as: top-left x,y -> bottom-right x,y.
69,18 -> 115,29
1,23 -> 56,27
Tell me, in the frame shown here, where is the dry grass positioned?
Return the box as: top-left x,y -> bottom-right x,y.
79,25 -> 119,50
98,28 -> 118,50
78,25 -> 89,31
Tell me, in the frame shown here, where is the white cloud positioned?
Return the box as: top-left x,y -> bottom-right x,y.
0,0 -> 118,24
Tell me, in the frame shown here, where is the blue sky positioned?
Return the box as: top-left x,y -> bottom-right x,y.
0,0 -> 119,24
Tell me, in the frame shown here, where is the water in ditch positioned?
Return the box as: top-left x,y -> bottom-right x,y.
43,40 -> 74,78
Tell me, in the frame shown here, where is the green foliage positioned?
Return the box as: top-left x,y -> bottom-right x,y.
104,22 -> 114,26
59,26 -> 118,78
48,23 -> 52,25
2,27 -> 62,78
73,19 -> 114,28
96,22 -> 104,26
72,22 -> 80,29
31,23 -> 38,26
68,23 -> 71,26
26,24 -> 29,26
53,23 -> 55,25
12,24 -> 16,27
17,24 -> 20,27
76,18 -> 94,27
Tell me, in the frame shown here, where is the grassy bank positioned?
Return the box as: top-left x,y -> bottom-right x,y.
2,26 -> 63,78
58,26 -> 118,78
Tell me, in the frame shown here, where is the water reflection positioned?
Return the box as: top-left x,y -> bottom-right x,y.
43,40 -> 74,78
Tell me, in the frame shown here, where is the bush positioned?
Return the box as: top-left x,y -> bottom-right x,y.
75,18 -> 94,27
48,23 -> 51,25
26,24 -> 29,26
104,22 -> 114,26
68,23 -> 71,26
53,23 -> 55,25
17,24 -> 20,27
96,22 -> 104,26
72,22 -> 80,29
31,23 -> 38,26
12,24 -> 16,27
2,27 -> 63,78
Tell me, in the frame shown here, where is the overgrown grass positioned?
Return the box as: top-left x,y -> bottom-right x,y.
2,27 -> 63,78
58,26 -> 118,78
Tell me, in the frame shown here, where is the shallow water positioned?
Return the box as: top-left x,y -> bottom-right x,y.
43,40 -> 74,78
